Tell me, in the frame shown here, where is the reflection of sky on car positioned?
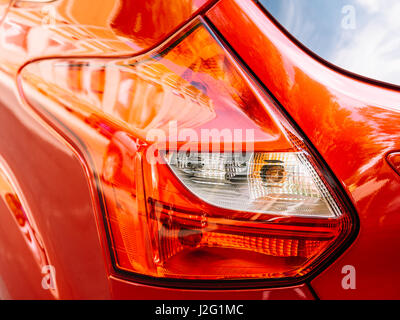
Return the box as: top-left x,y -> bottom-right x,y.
260,0 -> 400,86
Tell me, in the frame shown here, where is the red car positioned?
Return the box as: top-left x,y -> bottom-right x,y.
0,0 -> 399,300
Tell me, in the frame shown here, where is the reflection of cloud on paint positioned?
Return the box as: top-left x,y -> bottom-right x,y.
333,0 -> 400,85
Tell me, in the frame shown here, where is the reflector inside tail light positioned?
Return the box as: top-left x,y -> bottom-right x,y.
19,18 -> 355,285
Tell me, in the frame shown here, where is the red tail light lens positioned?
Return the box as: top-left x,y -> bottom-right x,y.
19,19 -> 355,284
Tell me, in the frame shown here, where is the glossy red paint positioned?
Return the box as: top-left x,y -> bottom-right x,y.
0,0 -> 397,300
109,276 -> 314,300
207,0 -> 400,299
0,75 -> 315,299
387,152 -> 400,177
0,78 -> 315,299
0,0 -> 316,299
0,75 -> 110,299
18,18 -> 354,286
0,0 -> 211,75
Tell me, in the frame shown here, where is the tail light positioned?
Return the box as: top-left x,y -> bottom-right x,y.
19,18 -> 355,285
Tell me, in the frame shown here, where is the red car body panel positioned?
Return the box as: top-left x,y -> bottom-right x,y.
0,0 -> 210,73
208,0 -> 400,299
0,0 -> 314,300
0,0 -> 398,299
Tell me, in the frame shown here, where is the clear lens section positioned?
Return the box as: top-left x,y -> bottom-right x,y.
166,151 -> 340,218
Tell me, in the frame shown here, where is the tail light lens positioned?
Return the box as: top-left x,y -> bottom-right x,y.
19,19 -> 355,284
165,151 -> 340,217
